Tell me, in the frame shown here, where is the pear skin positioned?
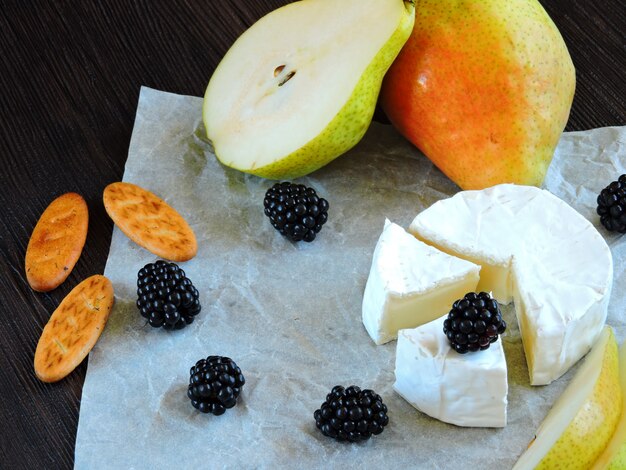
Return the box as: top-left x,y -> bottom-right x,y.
514,328 -> 622,470
204,0 -> 415,180
591,341 -> 626,470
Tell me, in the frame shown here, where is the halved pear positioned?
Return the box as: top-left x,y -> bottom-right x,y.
592,340 -> 626,470
203,0 -> 415,179
514,327 -> 622,470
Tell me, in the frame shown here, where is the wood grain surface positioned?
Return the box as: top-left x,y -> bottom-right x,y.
0,1 -> 624,468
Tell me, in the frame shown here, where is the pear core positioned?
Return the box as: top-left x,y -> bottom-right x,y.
203,0 -> 413,178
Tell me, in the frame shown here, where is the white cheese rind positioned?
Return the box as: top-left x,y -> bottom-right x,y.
409,184 -> 613,385
362,220 -> 480,345
394,317 -> 508,428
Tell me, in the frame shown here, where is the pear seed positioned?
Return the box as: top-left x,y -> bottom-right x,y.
278,70 -> 296,87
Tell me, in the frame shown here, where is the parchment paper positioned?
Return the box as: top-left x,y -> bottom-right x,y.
75,87 -> 626,469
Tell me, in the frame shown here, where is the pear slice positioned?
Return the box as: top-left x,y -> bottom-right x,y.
203,0 -> 415,179
514,327 -> 622,470
592,341 -> 626,469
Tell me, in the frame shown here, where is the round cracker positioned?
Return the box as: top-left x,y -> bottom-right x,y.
103,182 -> 197,262
34,275 -> 114,383
25,192 -> 89,292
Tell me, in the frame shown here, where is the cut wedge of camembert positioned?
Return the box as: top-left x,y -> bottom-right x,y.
362,220 -> 480,345
394,316 -> 508,427
409,184 -> 613,386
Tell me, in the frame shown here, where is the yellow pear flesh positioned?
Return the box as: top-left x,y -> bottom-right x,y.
514,327 -> 622,470
203,0 -> 415,179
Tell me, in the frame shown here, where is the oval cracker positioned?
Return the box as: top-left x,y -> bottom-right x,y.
103,182 -> 197,262
25,192 -> 89,292
34,275 -> 114,383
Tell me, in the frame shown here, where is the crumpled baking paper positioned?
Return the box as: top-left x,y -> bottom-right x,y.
74,87 -> 625,469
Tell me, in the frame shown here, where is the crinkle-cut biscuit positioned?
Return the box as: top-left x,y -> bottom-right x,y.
34,275 -> 114,382
25,192 -> 89,292
103,182 -> 197,262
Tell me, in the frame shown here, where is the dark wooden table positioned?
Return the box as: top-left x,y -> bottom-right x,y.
1,1 -> 624,468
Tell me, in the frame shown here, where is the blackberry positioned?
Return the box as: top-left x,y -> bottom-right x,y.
136,260 -> 201,330
263,182 -> 329,242
314,385 -> 389,442
597,174 -> 626,233
187,356 -> 245,415
443,292 -> 506,354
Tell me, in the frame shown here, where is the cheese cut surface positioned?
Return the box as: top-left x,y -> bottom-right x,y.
362,220 -> 480,345
394,316 -> 508,428
409,184 -> 613,385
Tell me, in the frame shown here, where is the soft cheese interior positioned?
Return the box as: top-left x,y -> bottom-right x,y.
409,184 -> 613,385
395,316 -> 508,428
362,220 -> 480,345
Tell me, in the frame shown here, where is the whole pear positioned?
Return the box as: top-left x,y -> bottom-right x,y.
380,0 -> 575,190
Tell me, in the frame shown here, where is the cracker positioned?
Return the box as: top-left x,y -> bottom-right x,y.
103,182 -> 197,261
25,192 -> 89,292
34,275 -> 114,383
